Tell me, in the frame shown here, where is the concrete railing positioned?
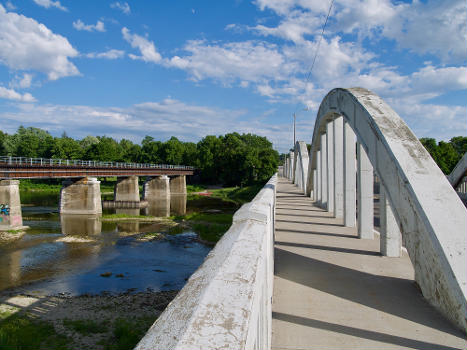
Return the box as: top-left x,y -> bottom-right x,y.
295,87 -> 467,333
135,174 -> 277,350
448,152 -> 467,205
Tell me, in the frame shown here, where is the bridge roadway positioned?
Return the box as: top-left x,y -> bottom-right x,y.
272,177 -> 467,350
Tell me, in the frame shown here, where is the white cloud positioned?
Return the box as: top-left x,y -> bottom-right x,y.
122,27 -> 162,63
10,73 -> 33,89
73,19 -> 105,32
0,86 -> 35,102
110,2 -> 130,15
86,49 -> 125,59
0,5 -> 79,80
5,1 -> 15,10
32,0 -> 67,11
166,40 -> 295,83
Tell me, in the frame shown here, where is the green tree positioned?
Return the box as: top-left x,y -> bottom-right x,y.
450,136 -> 467,156
161,137 -> 184,165
84,136 -> 122,161
141,136 -> 162,163
15,126 -> 54,158
196,135 -> 222,183
52,136 -> 83,159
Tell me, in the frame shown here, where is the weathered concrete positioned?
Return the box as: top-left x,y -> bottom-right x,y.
326,121 -> 335,214
320,133 -> 328,210
143,175 -> 170,199
306,87 -> 467,332
293,141 -> 309,194
59,177 -> 102,215
60,214 -> 102,235
357,142 -> 374,239
333,116 -> 344,218
379,187 -> 401,257
343,121 -> 356,227
273,178 -> 467,349
169,175 -> 187,195
0,180 -> 24,230
136,175 -> 277,350
114,176 -> 140,202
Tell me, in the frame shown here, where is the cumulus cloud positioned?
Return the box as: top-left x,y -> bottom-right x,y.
73,19 -> 105,32
0,86 -> 35,102
10,73 -> 34,89
110,2 -> 130,15
32,0 -> 67,11
86,49 -> 125,59
166,40 -> 296,83
122,27 -> 162,63
0,5 -> 79,80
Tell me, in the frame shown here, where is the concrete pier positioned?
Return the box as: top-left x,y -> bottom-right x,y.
171,195 -> 187,216
145,197 -> 170,217
60,214 -> 102,235
170,175 -> 187,195
143,176 -> 170,199
115,176 -> 140,202
59,177 -> 102,215
0,180 -> 24,230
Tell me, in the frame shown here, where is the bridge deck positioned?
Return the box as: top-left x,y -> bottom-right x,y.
272,177 -> 466,350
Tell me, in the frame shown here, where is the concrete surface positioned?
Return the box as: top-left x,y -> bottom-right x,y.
305,88 -> 467,332
59,177 -> 102,215
0,180 -> 24,230
272,177 -> 467,350
169,175 -> 187,195
115,176 -> 140,202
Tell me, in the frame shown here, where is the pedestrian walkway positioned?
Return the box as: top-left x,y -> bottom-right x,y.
272,177 -> 466,350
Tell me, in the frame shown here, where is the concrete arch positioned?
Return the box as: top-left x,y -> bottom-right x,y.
293,141 -> 309,195
307,88 -> 467,332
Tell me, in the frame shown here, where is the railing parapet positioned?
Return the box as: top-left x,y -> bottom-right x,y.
135,174 -> 277,350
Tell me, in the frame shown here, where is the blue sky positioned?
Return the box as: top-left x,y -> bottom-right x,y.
0,0 -> 465,153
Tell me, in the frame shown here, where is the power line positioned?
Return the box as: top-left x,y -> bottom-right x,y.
294,0 -> 335,116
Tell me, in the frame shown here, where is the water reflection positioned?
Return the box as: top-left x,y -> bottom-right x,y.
60,214 -> 102,236
144,197 -> 170,217
115,209 -> 140,232
171,195 -> 187,216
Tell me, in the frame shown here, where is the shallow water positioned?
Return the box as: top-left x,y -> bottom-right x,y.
0,192 -> 214,296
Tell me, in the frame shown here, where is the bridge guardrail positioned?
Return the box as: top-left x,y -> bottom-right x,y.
135,174 -> 277,350
0,156 -> 195,170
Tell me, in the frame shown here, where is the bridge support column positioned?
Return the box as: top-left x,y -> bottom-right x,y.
344,121 -> 356,227
320,133 -> 328,210
143,175 -> 170,199
316,150 -> 322,204
170,175 -> 187,195
115,176 -> 140,202
326,122 -> 334,213
288,151 -> 294,180
333,116 -> 344,218
379,187 -> 401,257
312,169 -> 318,202
59,177 -> 102,215
357,143 -> 374,239
0,180 -> 24,230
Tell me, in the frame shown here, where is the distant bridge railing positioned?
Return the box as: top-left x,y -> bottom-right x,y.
284,88 -> 466,333
0,156 -> 194,170
135,174 -> 277,350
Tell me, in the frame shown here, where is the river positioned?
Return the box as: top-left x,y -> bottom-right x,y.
0,191 -> 220,296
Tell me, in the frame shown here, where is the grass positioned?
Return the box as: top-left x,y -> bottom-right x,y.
186,184 -> 206,193
209,184 -> 264,205
63,318 -> 109,335
192,223 -> 231,243
172,212 -> 233,225
101,317 -> 157,350
0,314 -> 70,350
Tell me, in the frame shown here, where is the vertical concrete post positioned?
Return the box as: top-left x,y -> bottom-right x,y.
333,116 -> 344,219
312,169 -> 318,202
114,176 -> 140,202
380,186 -> 402,257
143,176 -> 170,199
170,175 -> 187,195
344,121 -> 356,227
59,177 -> 102,215
171,194 -> 187,216
0,180 -> 23,230
320,133 -> 328,210
326,122 -> 334,214
357,143 -> 374,239
316,151 -> 322,204
288,151 -> 294,180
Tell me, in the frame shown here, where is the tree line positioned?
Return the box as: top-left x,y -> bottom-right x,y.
420,137 -> 467,174
0,126 -> 279,186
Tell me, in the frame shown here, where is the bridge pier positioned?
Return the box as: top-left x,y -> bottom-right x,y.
0,180 -> 24,230
170,175 -> 187,195
59,177 -> 102,215
143,175 -> 170,199
115,176 -> 140,202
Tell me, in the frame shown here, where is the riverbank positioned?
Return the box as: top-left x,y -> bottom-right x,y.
0,289 -> 178,350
